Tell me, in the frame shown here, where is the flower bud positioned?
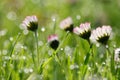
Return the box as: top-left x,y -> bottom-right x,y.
48,34 -> 59,50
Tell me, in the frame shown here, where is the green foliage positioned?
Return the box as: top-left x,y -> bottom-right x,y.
0,0 -> 120,80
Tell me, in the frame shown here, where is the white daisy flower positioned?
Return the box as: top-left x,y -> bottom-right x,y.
73,22 -> 91,40
22,15 -> 38,31
60,17 -> 73,32
90,25 -> 112,44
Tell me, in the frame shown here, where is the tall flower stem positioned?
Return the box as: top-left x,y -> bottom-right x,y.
9,33 -> 22,57
106,45 -> 116,78
7,33 -> 22,80
82,40 -> 93,79
53,18 -> 56,34
34,30 -> 39,68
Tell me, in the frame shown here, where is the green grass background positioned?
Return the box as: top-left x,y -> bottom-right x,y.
0,0 -> 120,80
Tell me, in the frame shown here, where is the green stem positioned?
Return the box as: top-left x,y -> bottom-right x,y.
53,18 -> 56,34
83,41 -> 93,79
34,31 -> 39,67
7,33 -> 22,80
9,33 -> 22,56
106,45 -> 115,76
84,43 -> 93,65
31,51 -> 37,69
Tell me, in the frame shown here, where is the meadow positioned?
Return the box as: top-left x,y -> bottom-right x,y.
0,0 -> 120,80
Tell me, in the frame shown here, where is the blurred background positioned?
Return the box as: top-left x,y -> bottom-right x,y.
1,0 -> 120,79
0,0 -> 120,46
0,0 -> 120,45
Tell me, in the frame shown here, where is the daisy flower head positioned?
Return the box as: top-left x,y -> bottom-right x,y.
48,34 -> 59,50
73,22 -> 91,40
60,17 -> 73,32
22,15 -> 38,32
114,48 -> 120,62
90,25 -> 112,44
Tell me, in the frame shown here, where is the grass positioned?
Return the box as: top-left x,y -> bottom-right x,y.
0,0 -> 120,80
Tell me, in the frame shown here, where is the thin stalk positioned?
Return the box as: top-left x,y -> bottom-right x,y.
106,45 -> 115,76
53,18 -> 56,34
115,62 -> 119,80
83,40 -> 93,79
9,33 -> 22,56
34,31 -> 39,67
31,51 -> 37,69
7,33 -> 22,80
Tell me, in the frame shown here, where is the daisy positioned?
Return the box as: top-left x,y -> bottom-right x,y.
60,17 -> 73,32
73,22 -> 91,40
48,34 -> 59,50
90,25 -> 112,44
22,15 -> 38,31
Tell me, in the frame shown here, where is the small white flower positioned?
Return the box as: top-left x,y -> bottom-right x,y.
60,17 -> 73,32
90,25 -> 112,44
22,15 -> 38,31
48,34 -> 59,50
0,29 -> 7,37
73,22 -> 91,40
114,48 -> 120,62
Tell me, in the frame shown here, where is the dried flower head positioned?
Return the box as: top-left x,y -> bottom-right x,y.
73,22 -> 91,40
90,25 -> 112,44
60,17 -> 73,32
114,48 -> 120,62
48,34 -> 59,50
22,15 -> 38,31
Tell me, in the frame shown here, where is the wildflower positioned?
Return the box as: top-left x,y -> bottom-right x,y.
90,26 -> 112,44
73,22 -> 91,40
114,48 -> 120,62
22,15 -> 38,31
60,17 -> 73,32
48,34 -> 59,50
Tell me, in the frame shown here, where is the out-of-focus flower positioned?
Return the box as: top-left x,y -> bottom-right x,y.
114,48 -> 120,62
73,22 -> 91,40
0,29 -> 7,37
90,26 -> 112,44
60,17 -> 73,32
48,34 -> 59,50
22,15 -> 38,31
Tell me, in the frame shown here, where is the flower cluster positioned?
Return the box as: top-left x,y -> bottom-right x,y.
73,22 -> 91,40
47,34 -> 59,50
90,26 -> 112,44
60,17 -> 73,32
60,17 -> 112,45
22,15 -> 38,31
21,15 -> 113,53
